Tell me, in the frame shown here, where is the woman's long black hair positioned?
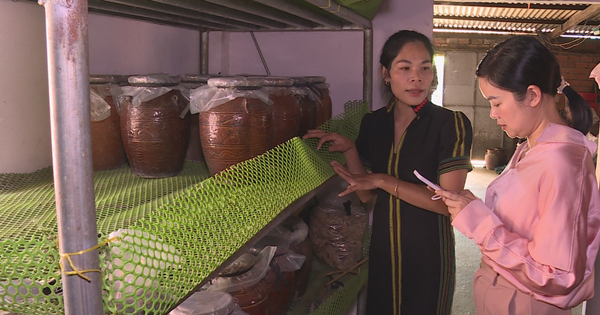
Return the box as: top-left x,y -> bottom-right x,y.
476,36 -> 592,134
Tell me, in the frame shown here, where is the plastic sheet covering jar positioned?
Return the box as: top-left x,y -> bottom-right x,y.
291,77 -> 318,137
169,291 -> 240,315
260,76 -> 301,147
189,76 -> 273,176
119,74 -> 191,178
304,76 -> 332,127
89,75 -> 127,171
181,74 -> 214,163
281,216 -> 312,300
310,177 -> 368,270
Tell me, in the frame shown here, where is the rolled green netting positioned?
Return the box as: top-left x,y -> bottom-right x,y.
335,0 -> 383,20
0,100 -> 368,315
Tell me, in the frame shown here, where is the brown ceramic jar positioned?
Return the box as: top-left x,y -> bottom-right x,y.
120,75 -> 190,178
181,74 -> 213,163
229,279 -> 270,315
199,77 -> 272,176
304,76 -> 333,127
264,261 -> 296,315
292,77 -> 317,137
261,76 -> 301,147
89,75 -> 127,171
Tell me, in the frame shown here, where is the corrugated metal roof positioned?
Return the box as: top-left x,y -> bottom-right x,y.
434,1 -> 600,35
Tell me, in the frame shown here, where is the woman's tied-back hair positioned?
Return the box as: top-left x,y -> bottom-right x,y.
476,36 -> 592,134
379,30 -> 435,99
379,30 -> 434,71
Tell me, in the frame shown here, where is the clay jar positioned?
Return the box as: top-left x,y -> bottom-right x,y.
181,74 -> 213,163
304,76 -> 332,127
120,75 -> 190,178
264,257 -> 296,315
229,279 -> 270,315
485,148 -> 500,170
261,76 -> 301,147
89,75 -> 127,171
199,77 -> 273,176
292,77 -> 317,137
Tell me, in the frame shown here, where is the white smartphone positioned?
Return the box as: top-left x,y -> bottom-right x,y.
413,170 -> 442,191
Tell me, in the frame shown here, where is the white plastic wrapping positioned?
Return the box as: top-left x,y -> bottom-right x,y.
90,83 -> 125,121
207,246 -> 276,293
274,251 -> 306,273
90,89 -> 112,122
189,85 -> 272,114
169,291 -> 237,315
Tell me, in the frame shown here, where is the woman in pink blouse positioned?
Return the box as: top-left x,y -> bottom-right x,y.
436,36 -> 600,314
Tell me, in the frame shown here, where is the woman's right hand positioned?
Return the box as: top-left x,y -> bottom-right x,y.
435,189 -> 477,221
302,129 -> 355,153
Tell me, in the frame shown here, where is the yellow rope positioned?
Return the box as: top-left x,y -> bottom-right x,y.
58,236 -> 120,282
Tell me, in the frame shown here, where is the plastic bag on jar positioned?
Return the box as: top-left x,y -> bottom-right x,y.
309,190 -> 368,270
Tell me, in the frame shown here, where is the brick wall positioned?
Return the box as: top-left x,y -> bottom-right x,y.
433,34 -> 600,94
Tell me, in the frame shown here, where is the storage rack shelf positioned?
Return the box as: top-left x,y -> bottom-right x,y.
16,0 -> 374,314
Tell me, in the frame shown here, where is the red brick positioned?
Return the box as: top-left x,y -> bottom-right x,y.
459,38 -> 470,44
471,39 -> 483,45
568,55 -> 581,62
447,38 -> 459,45
576,62 -> 589,68
556,55 -> 569,62
581,55 -> 594,63
567,61 -> 577,68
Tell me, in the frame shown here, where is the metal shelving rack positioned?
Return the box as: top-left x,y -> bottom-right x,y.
34,0 -> 373,313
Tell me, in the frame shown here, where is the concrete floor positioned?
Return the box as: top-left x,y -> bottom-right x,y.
453,165 -> 583,315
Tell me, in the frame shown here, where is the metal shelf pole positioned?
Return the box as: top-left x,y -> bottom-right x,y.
41,0 -> 102,313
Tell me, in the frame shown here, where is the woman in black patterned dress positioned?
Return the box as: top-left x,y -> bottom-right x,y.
304,30 -> 473,315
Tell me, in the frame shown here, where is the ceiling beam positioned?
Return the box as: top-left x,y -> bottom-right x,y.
550,3 -> 600,38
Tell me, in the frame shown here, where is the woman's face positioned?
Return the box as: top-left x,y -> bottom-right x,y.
479,77 -> 534,139
384,41 -> 434,106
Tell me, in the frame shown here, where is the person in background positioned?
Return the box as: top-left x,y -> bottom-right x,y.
436,36 -> 600,314
304,30 -> 473,314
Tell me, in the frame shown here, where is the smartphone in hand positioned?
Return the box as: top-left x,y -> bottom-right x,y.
413,170 -> 443,200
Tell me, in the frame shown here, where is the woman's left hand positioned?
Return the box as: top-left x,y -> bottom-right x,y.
331,161 -> 378,196
435,189 -> 477,220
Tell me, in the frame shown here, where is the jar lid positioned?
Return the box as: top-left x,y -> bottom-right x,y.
219,252 -> 256,276
207,76 -> 263,89
171,291 -> 235,315
261,76 -> 294,87
128,74 -> 181,86
90,75 -> 116,84
291,76 -> 308,86
182,74 -> 216,83
303,76 -> 326,84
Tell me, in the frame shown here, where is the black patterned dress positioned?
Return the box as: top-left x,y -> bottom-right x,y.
355,100 -> 473,315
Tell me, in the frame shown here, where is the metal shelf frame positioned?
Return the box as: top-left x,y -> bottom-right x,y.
36,0 -> 374,313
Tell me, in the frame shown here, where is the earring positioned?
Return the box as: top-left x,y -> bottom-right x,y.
385,80 -> 390,86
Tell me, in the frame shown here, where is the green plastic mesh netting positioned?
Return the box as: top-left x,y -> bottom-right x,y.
0,100 -> 368,315
335,0 -> 383,21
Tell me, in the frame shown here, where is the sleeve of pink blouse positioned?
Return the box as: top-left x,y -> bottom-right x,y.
452,147 -> 592,297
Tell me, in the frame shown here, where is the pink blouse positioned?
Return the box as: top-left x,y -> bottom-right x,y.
453,123 -> 600,309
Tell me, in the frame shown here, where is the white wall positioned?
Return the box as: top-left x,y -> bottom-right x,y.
88,14 -> 200,76
0,0 -> 200,173
0,0 -> 51,173
208,0 -> 434,114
